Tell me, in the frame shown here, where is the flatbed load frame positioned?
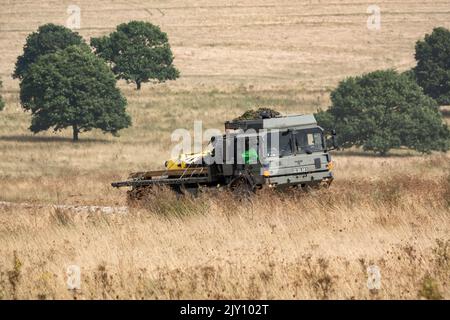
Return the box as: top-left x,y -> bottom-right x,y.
111,166 -> 211,188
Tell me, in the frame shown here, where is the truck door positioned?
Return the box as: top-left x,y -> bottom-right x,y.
264,130 -> 299,176
292,128 -> 328,172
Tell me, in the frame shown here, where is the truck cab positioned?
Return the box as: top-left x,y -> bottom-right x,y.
220,114 -> 335,190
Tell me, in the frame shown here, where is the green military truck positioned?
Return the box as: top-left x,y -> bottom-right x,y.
112,114 -> 337,199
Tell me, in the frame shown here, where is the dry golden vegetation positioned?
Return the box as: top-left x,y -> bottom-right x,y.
0,0 -> 449,299
0,170 -> 449,299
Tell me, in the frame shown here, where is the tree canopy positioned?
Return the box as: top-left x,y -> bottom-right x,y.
316,70 -> 450,155
20,45 -> 131,141
13,23 -> 85,80
91,21 -> 180,90
414,27 -> 450,105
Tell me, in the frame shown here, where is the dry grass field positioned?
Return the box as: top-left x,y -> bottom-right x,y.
0,0 -> 449,299
0,168 -> 449,299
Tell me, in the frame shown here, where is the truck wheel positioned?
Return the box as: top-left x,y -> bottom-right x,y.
127,186 -> 157,205
171,185 -> 198,198
229,177 -> 254,199
127,186 -> 146,205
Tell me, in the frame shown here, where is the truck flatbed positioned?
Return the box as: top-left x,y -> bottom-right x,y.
111,166 -> 210,188
111,176 -> 210,188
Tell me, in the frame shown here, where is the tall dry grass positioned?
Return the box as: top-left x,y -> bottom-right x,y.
0,174 -> 448,299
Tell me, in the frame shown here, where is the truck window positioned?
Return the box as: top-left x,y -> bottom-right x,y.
294,129 -> 324,153
265,130 -> 293,157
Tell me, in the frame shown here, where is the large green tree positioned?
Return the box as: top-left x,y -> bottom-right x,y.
20,45 -> 131,141
316,70 -> 449,155
91,21 -> 179,90
13,23 -> 85,80
414,27 -> 450,105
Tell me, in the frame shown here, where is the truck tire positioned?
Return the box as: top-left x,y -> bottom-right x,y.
127,186 -> 159,205
171,184 -> 199,198
126,186 -> 147,205
229,176 -> 254,199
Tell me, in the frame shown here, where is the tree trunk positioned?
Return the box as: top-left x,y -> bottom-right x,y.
136,80 -> 142,90
72,124 -> 79,142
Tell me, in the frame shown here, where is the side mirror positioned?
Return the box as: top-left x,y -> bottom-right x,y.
331,130 -> 337,149
326,130 -> 338,151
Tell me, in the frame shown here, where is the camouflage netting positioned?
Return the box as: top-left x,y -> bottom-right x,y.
233,107 -> 281,120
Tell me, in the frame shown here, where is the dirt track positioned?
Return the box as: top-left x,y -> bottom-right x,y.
0,201 -> 128,214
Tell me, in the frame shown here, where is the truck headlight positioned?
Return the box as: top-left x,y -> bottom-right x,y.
326,161 -> 334,171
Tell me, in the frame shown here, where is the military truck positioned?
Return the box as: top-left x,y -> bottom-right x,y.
111,114 -> 337,199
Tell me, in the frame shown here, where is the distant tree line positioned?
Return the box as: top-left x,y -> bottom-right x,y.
8,21 -> 179,141
316,27 -> 450,154
1,22 -> 449,152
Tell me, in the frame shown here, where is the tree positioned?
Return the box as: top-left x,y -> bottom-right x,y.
0,80 -> 4,111
20,45 -> 131,141
316,70 -> 450,155
13,23 -> 85,80
414,27 -> 450,105
91,21 -> 179,90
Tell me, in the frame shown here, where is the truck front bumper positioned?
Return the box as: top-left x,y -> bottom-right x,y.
265,170 -> 333,187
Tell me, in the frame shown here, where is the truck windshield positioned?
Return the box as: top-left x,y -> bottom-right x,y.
294,129 -> 324,153
263,128 -> 324,157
